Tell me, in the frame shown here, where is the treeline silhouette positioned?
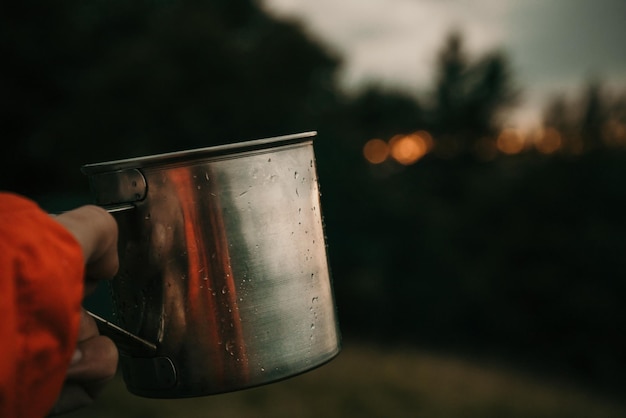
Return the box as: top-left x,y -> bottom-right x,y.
2,0 -> 625,396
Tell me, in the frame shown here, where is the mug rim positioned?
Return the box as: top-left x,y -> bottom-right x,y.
81,131 -> 317,174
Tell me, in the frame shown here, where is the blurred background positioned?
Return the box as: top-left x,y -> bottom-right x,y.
2,0 -> 626,416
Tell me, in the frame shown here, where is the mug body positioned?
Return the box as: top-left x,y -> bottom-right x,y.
82,132 -> 341,398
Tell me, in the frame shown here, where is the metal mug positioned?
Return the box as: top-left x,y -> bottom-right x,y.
81,131 -> 341,398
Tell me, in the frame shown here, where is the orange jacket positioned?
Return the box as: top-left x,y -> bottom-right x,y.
0,192 -> 84,418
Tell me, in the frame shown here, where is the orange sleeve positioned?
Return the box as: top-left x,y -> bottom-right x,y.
0,192 -> 85,418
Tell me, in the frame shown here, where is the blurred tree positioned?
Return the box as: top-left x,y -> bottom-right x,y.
579,79 -> 609,152
312,87 -> 426,337
604,91 -> 626,148
429,31 -> 518,158
543,95 -> 571,133
0,0 -> 341,197
344,87 -> 424,140
543,79 -> 626,153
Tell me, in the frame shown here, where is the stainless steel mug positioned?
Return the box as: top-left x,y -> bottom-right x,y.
81,131 -> 341,398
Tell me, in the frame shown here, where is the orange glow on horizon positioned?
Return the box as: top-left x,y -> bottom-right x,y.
363,123 -> 626,162
363,130 -> 434,165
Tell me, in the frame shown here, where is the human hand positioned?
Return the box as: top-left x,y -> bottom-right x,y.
48,205 -> 120,415
53,205 -> 119,293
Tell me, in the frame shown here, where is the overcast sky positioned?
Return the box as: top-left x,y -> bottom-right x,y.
260,0 -> 626,129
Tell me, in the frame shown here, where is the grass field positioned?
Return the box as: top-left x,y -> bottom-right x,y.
64,341 -> 625,418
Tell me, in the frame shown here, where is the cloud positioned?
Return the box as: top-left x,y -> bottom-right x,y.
507,0 -> 626,83
262,0 -> 512,93
261,0 -> 626,128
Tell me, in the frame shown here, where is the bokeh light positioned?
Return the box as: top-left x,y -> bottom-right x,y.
534,127 -> 562,154
496,128 -> 525,155
389,132 -> 429,165
603,119 -> 626,147
363,138 -> 390,164
416,130 -> 434,151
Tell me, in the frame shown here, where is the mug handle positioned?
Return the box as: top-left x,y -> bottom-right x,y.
54,204 -> 158,357
86,310 -> 157,356
89,204 -> 158,357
